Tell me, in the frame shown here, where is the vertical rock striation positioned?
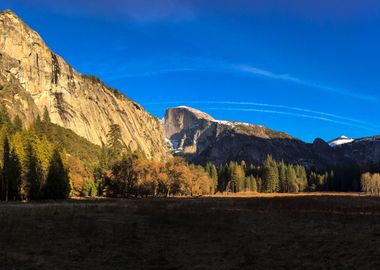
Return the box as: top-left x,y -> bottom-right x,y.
0,10 -> 168,159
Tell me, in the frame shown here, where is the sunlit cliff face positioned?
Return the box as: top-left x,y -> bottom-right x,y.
0,10 -> 168,160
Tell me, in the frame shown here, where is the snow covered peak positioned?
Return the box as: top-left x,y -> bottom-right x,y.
328,136 -> 354,147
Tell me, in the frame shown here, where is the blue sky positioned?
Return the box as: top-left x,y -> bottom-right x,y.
1,0 -> 380,142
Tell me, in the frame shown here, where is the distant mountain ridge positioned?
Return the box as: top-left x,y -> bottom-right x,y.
163,106 -> 380,169
0,10 -> 168,159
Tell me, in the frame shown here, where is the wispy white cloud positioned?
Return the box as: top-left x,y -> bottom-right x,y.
202,101 -> 379,129
143,100 -> 380,132
104,57 -> 224,80
105,57 -> 378,102
234,65 -> 378,101
204,107 -> 378,132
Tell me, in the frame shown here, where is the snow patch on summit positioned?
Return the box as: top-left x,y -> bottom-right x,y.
212,119 -> 260,128
328,136 -> 354,147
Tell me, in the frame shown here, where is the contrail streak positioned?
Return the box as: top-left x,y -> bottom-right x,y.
203,107 -> 378,132
144,101 -> 379,128
104,57 -> 378,101
142,101 -> 379,132
235,65 -> 378,101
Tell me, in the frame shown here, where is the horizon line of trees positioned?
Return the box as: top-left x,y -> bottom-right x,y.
0,105 -> 378,201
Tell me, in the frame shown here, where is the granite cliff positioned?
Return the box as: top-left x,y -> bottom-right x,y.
0,10 -> 168,159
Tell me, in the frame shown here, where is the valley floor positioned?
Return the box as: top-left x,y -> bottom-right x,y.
0,194 -> 380,269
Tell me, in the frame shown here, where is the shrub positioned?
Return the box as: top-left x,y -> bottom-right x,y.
80,179 -> 98,197
361,173 -> 380,195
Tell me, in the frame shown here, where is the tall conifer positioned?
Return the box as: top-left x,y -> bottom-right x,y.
44,149 -> 71,199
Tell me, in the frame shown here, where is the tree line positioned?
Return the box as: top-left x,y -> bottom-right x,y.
0,108 -> 70,201
205,158 -> 365,194
205,156 -> 326,194
0,105 -> 377,201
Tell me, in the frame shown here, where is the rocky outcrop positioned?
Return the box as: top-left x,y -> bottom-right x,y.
163,106 -> 378,169
0,53 -> 39,124
163,106 -> 217,154
163,106 -> 313,166
0,10 -> 168,159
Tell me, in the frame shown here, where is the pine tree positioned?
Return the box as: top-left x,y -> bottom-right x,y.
8,149 -> 21,201
25,143 -> 43,200
43,107 -> 51,123
262,155 -> 279,193
241,160 -> 247,176
295,165 -> 308,192
99,142 -> 110,170
34,115 -> 43,136
107,124 -> 125,162
322,172 -> 329,190
309,171 -> 318,191
209,164 -> 218,194
217,165 -> 228,192
278,161 -> 287,192
205,163 -> 211,175
244,177 -> 251,191
257,177 -> 262,192
228,161 -> 235,178
286,165 -> 298,193
2,137 -> 21,201
1,137 -> 10,201
12,115 -> 23,132
42,106 -> 51,134
251,176 -> 257,192
44,149 -> 71,199
239,161 -> 246,191
249,164 -> 255,176
226,161 -> 236,192
230,163 -> 244,192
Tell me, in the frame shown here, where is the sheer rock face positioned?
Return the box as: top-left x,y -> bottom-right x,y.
162,106 -> 321,166
0,10 -> 168,159
163,106 -> 214,140
0,53 -> 40,124
163,106 -> 217,155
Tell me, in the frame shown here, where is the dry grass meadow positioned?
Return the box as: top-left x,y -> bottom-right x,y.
1,193 -> 380,269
